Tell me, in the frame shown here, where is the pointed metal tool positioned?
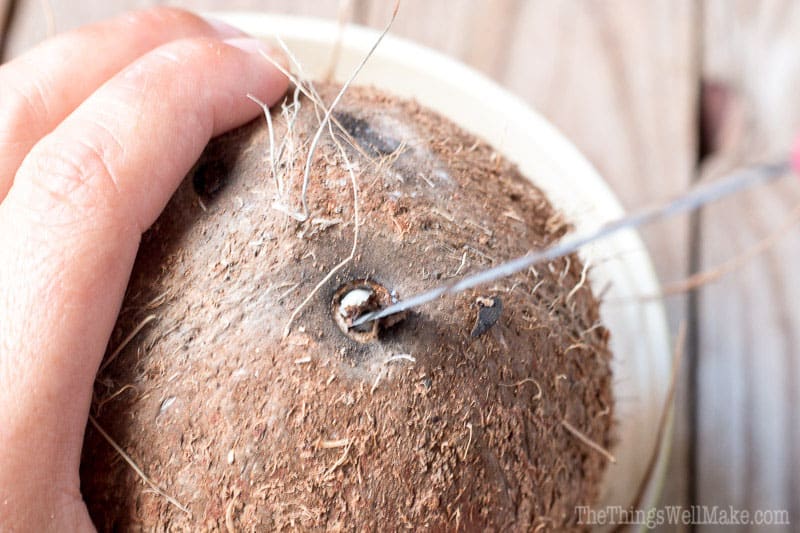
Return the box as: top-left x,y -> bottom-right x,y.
351,159 -> 795,328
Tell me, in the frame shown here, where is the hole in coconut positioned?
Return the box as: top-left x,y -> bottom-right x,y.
192,156 -> 231,199
332,279 -> 404,343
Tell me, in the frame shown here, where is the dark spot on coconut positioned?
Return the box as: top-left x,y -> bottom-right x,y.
471,295 -> 503,337
421,376 -> 432,390
334,111 -> 401,157
420,218 -> 438,231
190,120 -> 260,200
192,153 -> 233,199
331,279 -> 405,343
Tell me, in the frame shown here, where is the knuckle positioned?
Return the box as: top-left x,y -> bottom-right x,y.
155,36 -> 224,66
0,79 -> 48,147
16,137 -> 122,227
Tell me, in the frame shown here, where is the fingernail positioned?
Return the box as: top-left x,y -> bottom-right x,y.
205,17 -> 247,38
224,38 -> 289,69
224,37 -> 270,54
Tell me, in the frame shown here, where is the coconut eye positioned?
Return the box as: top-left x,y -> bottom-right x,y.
333,111 -> 401,157
338,288 -> 375,319
332,280 -> 401,342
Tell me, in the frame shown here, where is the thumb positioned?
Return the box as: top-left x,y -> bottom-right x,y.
0,35 -> 287,527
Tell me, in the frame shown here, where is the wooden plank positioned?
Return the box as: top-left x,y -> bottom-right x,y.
360,0 -> 469,51
496,1 -> 698,521
2,0 -> 154,58
503,1 -> 698,285
0,0 -> 13,32
2,0 -> 700,524
697,1 -> 800,529
0,0 -> 17,59
0,0 -> 342,59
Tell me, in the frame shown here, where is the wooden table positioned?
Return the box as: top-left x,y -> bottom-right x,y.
2,1 -> 798,530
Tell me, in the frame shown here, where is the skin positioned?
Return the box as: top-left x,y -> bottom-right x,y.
0,8 -> 288,530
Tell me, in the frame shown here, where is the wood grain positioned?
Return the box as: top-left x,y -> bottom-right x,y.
0,0 -> 343,58
490,1 -> 698,520
696,1 -> 800,529
10,1 -> 800,530
0,0 -> 12,30
1,0 -> 699,521
0,0 -> 16,58
1,0 -> 699,523
2,0 -> 151,58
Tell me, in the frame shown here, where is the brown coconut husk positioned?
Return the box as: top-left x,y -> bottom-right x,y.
81,83 -> 614,531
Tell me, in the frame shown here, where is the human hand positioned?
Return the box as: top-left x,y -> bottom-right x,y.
0,8 -> 288,530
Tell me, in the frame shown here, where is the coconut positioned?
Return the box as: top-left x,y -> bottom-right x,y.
81,83 -> 614,531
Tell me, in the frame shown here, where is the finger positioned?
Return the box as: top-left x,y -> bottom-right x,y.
0,36 -> 287,510
0,7 -> 245,199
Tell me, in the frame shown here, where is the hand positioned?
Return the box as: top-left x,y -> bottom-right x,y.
0,8 -> 288,530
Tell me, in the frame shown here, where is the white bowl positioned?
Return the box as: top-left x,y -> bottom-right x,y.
213,12 -> 673,528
